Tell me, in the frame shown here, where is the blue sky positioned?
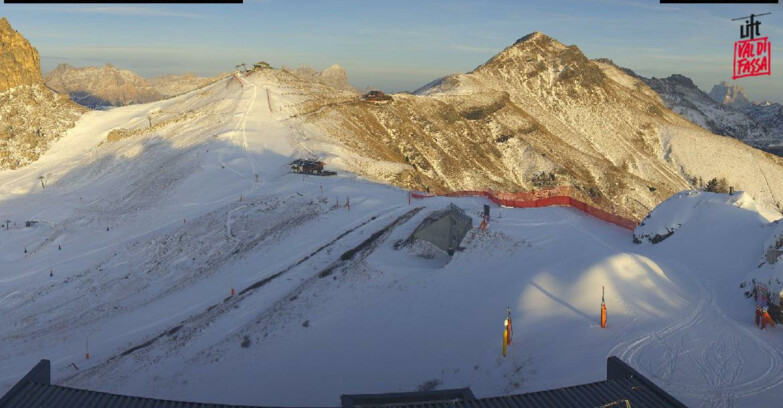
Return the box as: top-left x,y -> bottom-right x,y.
1,0 -> 781,102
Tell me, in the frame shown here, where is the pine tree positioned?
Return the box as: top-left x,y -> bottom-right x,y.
717,177 -> 729,193
705,178 -> 719,192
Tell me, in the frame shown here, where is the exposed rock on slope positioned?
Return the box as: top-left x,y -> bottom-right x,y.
0,17 -> 43,93
278,32 -> 783,220
0,19 -> 85,170
0,85 -> 84,169
45,64 -> 224,108
287,64 -> 358,93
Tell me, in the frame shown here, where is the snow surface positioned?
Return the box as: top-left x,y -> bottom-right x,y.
1,72 -> 783,408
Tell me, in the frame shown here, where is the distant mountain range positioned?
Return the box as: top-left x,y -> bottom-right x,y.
634,72 -> 783,156
44,63 -> 226,109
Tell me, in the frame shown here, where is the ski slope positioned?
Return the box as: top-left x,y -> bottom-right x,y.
1,72 -> 782,408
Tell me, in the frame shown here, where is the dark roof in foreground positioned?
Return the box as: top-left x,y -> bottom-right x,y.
0,357 -> 688,408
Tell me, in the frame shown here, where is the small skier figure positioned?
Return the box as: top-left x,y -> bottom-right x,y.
756,304 -> 763,327
58,245 -> 61,250
49,270 -> 53,277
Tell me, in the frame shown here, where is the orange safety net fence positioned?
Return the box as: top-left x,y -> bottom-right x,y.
411,186 -> 637,231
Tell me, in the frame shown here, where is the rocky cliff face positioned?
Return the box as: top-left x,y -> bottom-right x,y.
45,64 -> 223,108
288,64 -> 358,93
0,17 -> 43,93
709,81 -> 751,108
45,63 -> 162,108
0,18 -> 85,169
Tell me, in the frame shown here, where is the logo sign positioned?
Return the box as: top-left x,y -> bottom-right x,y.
732,13 -> 772,79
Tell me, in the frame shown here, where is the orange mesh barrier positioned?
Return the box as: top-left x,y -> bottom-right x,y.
410,187 -> 637,231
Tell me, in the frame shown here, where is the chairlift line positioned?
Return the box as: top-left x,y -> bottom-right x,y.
731,12 -> 771,21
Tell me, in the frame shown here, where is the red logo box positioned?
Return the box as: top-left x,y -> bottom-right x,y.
733,37 -> 771,79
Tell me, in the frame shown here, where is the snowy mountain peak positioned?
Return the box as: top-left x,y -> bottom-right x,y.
474,31 -> 605,90
513,31 -> 554,45
504,31 -> 568,57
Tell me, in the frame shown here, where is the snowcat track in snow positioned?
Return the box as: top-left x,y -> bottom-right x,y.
82,207 -> 416,366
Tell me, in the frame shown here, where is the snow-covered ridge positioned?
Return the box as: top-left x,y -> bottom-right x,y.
633,190 -> 779,243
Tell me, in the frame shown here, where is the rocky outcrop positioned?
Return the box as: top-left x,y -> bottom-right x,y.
709,81 -> 751,108
288,64 -> 358,93
0,18 -> 85,170
0,17 -> 43,93
45,63 -> 163,108
0,85 -> 85,169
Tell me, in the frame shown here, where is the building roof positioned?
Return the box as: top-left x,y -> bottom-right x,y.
0,358 -> 688,408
